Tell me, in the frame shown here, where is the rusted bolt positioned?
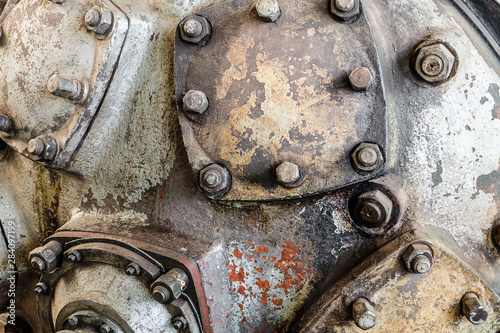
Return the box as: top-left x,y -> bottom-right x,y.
152,285 -> 171,304
335,0 -> 354,12
462,292 -> 488,325
179,15 -> 212,45
183,90 -> 209,114
67,315 -> 79,327
47,75 -> 82,100
349,67 -> 373,91
414,43 -> 456,83
28,138 -> 45,156
29,240 -> 63,274
99,324 -> 111,333
354,190 -> 393,228
256,0 -> 281,22
402,243 -> 433,274
276,161 -> 301,187
85,6 -> 113,35
352,297 -> 376,330
350,142 -> 383,173
199,164 -> 231,197
126,262 -> 141,276
183,18 -> 203,38
34,282 -> 48,295
0,115 -> 12,133
66,250 -> 81,263
151,268 -> 189,304
172,316 -> 188,330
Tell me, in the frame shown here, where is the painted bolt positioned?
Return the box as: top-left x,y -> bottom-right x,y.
462,292 -> 488,325
402,243 -> 433,274
172,316 -> 188,330
256,0 -> 281,22
354,190 -> 393,228
126,262 -> 141,276
67,315 -> 79,327
183,90 -> 209,114
351,142 -> 383,173
66,250 -> 81,263
276,161 -> 301,187
199,164 -> 231,197
335,0 -> 355,12
352,298 -> 377,330
85,6 -> 113,35
349,67 -> 373,91
183,18 -> 203,38
28,138 -> 45,156
99,324 -> 112,333
0,115 -> 12,133
47,75 -> 82,100
152,285 -> 171,304
34,282 -> 48,295
414,43 -> 456,83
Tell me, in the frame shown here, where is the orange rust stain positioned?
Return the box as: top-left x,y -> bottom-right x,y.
226,313 -> 230,317
216,228 -> 220,233
246,239 -> 252,244
199,260 -> 204,267
238,303 -> 244,311
256,246 -> 269,253
233,248 -> 243,259
238,285 -> 247,298
229,264 -> 245,282
248,254 -> 254,259
274,240 -> 313,294
270,256 -> 276,262
271,295 -> 283,306
255,267 -> 263,273
241,317 -> 247,323
256,278 -> 270,306
159,187 -> 164,200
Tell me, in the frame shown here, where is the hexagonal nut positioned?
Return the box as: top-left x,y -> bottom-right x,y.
42,135 -> 59,161
354,190 -> 393,228
151,268 -> 189,304
402,243 -> 433,273
256,0 -> 281,22
415,43 -> 456,83
199,164 -> 231,197
330,0 -> 360,21
179,15 -> 212,45
28,240 -> 63,273
350,142 -> 383,173
86,6 -> 113,35
276,161 -> 301,187
183,90 -> 209,114
462,292 -> 488,325
352,298 -> 377,330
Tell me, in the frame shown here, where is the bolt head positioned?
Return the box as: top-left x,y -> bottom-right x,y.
276,161 -> 301,187
354,190 -> 393,228
66,250 -> 81,262
199,164 -> 231,197
402,243 -> 433,274
172,316 -> 188,330
350,142 -> 383,173
100,324 -> 112,333
34,282 -> 48,294
31,256 -> 46,272
28,138 -> 45,156
28,240 -> 63,273
126,262 -> 141,276
183,19 -> 203,38
47,75 -> 82,100
352,298 -> 376,330
0,115 -> 12,133
462,292 -> 488,325
256,0 -> 281,22
183,90 -> 209,114
179,15 -> 212,45
415,43 -> 456,83
67,315 -> 79,327
349,67 -> 373,91
85,6 -> 113,35
335,0 -> 355,12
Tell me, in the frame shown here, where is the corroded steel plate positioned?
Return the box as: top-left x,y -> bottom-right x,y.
175,0 -> 386,201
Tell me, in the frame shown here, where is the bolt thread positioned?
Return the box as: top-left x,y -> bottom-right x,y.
85,9 -> 101,27
28,139 -> 45,156
152,285 -> 171,304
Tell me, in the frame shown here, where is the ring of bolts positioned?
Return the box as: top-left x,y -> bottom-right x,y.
178,0 -> 457,199
28,241 -> 192,332
0,1 -> 116,162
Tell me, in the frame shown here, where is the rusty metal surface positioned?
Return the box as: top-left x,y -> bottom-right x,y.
0,0 -> 129,170
175,0 -> 387,201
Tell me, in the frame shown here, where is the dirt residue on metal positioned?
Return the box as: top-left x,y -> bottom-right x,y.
33,165 -> 61,240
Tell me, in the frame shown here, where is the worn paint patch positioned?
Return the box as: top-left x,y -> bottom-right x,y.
477,164 -> 500,207
487,83 -> 500,120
